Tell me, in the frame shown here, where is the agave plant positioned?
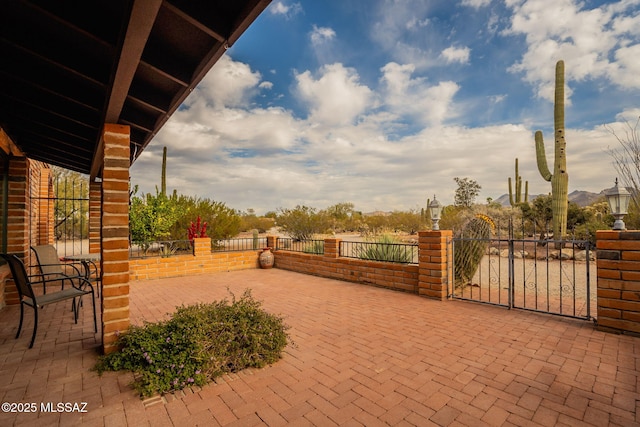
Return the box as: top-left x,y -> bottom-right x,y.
355,234 -> 415,263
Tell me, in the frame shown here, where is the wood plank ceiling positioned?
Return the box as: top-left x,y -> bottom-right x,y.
0,0 -> 271,177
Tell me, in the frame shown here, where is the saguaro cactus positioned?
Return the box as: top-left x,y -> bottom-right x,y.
508,158 -> 528,206
161,146 -> 167,196
534,60 -> 569,243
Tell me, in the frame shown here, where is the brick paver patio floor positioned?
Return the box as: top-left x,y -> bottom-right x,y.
0,268 -> 638,426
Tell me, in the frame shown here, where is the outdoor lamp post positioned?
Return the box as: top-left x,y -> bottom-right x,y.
428,196 -> 443,231
605,178 -> 631,231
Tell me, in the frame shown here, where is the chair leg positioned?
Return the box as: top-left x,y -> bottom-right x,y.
91,291 -> 97,333
15,303 -> 24,339
72,297 -> 79,323
29,307 -> 38,349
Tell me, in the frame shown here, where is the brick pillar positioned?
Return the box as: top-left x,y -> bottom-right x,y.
101,124 -> 130,354
193,237 -> 211,256
266,235 -> 277,249
89,181 -> 101,254
324,238 -> 341,258
418,230 -> 452,300
596,230 -> 640,335
2,157 -> 29,306
36,166 -> 54,245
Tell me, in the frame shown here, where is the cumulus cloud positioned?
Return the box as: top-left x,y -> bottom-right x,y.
461,0 -> 492,8
295,63 -> 373,126
186,55 -> 262,110
441,46 -> 471,64
269,1 -> 302,19
505,0 -> 640,100
380,62 -> 460,126
310,25 -> 336,46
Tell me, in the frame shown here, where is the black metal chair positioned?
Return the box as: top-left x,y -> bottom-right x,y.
30,245 -> 84,293
1,253 -> 97,348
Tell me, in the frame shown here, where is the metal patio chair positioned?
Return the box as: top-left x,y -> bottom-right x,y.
30,245 -> 85,294
0,253 -> 97,348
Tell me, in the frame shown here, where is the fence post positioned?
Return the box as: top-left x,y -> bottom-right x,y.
193,237 -> 211,257
418,230 -> 452,300
596,230 -> 640,335
324,238 -> 341,258
266,235 -> 277,249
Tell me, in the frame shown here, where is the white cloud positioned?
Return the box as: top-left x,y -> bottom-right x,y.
269,1 -> 302,19
131,53 -> 632,214
310,25 -> 336,46
295,63 -> 373,126
186,55 -> 262,110
441,46 -> 471,64
461,0 -> 492,8
505,0 -> 640,100
380,62 -> 460,126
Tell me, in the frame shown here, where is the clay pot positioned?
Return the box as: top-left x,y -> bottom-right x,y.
259,247 -> 274,269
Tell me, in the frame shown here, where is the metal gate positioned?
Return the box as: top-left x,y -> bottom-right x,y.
450,219 -> 594,321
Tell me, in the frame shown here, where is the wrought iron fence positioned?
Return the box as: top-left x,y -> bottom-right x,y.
451,216 -> 594,320
340,241 -> 418,264
129,240 -> 193,259
276,238 -> 325,254
211,237 -> 267,252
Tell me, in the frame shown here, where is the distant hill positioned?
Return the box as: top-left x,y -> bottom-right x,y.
494,189 -> 605,207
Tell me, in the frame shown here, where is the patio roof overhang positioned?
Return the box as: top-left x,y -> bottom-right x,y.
0,0 -> 271,178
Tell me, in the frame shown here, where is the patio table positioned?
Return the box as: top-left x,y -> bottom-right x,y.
62,253 -> 101,296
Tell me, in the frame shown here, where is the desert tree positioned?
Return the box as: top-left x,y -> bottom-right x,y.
607,116 -> 640,229
453,177 -> 481,208
607,116 -> 640,208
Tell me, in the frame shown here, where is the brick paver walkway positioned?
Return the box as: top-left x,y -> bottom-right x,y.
0,268 -> 638,426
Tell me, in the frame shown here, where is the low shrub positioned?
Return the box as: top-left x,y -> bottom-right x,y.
303,240 -> 324,254
94,289 -> 289,397
354,234 -> 415,263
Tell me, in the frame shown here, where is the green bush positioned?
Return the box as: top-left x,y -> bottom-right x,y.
354,234 -> 415,263
94,290 -> 289,397
303,240 -> 324,254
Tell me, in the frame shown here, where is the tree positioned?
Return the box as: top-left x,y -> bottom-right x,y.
277,205 -> 327,240
167,195 -> 241,242
52,166 -> 89,239
129,187 -> 179,247
607,116 -> 640,211
454,177 -> 481,208
322,202 -> 355,233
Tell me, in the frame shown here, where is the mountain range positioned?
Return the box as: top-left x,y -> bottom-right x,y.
494,190 -> 606,207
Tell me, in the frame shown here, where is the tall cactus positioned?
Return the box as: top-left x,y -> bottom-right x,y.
534,60 -> 569,242
508,158 -> 528,206
161,146 -> 167,196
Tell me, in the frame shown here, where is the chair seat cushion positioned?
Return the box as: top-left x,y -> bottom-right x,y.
25,287 -> 90,308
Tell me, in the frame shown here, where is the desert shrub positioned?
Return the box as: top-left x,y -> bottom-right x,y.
94,290 -> 289,397
354,234 -> 415,263
303,240 -> 324,254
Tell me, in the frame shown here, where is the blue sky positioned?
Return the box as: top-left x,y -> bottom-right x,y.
131,0 -> 640,214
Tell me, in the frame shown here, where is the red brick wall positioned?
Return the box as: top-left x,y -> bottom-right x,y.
275,250 -> 419,293
273,233 -> 452,298
130,238 -> 260,280
596,230 -> 640,336
0,157 -> 52,307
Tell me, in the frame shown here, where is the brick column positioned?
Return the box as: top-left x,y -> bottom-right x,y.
193,237 -> 211,256
101,124 -> 130,354
266,235 -> 277,249
89,180 -> 101,254
596,230 -> 640,335
418,230 -> 452,300
36,166 -> 54,245
324,238 -> 341,258
2,157 -> 29,306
